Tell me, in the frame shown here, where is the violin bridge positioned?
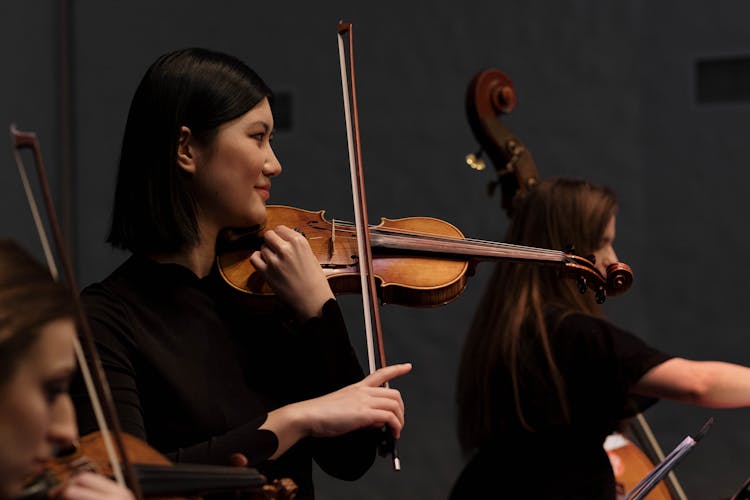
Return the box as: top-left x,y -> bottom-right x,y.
329,219 -> 336,259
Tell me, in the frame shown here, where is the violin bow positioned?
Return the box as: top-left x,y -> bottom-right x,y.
631,413 -> 688,499
10,125 -> 144,500
337,21 -> 401,471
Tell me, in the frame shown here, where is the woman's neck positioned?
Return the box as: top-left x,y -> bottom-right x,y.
151,222 -> 218,278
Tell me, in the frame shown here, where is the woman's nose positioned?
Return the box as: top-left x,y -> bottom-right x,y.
48,394 -> 78,449
264,148 -> 282,177
600,246 -> 618,272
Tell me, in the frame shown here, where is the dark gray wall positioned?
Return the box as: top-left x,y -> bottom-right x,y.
2,1 -> 750,498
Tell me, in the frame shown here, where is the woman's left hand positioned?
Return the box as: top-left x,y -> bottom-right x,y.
249,225 -> 334,319
51,472 -> 135,500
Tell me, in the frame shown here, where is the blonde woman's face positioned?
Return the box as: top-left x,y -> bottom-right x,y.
0,319 -> 77,499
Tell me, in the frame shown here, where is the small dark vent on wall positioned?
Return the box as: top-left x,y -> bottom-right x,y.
696,56 -> 750,104
270,91 -> 293,131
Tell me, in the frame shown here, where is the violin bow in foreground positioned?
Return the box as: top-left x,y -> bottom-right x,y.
10,125 -> 143,500
337,21 -> 401,471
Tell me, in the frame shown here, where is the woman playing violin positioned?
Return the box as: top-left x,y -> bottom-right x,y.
72,48 -> 410,499
452,178 -> 750,499
0,240 -> 133,500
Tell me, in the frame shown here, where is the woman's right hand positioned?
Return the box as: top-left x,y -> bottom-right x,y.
262,363 -> 412,459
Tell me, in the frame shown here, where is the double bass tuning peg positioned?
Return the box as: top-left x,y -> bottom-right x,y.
465,149 -> 486,171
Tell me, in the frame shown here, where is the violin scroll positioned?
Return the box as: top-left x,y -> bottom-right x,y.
563,254 -> 633,304
605,262 -> 634,297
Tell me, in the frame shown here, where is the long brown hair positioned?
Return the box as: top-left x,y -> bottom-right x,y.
456,178 -> 617,452
0,240 -> 73,383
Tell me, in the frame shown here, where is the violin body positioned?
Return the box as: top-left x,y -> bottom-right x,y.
219,205 -> 470,307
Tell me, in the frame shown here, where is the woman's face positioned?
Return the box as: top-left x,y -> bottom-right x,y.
186,97 -> 282,232
592,215 -> 618,276
0,319 -> 77,499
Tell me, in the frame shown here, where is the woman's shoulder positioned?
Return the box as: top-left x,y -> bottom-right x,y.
550,308 -> 669,368
82,255 -> 141,304
548,307 -> 614,335
548,308 -> 638,355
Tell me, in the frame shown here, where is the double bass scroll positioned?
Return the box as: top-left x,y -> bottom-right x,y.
465,69 -> 539,216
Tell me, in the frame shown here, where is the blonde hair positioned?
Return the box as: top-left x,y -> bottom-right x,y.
0,240 -> 72,383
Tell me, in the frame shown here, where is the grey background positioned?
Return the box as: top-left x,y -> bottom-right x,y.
2,1 -> 750,498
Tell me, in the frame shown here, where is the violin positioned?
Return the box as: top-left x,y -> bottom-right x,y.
19,432 -> 295,500
218,205 -> 632,307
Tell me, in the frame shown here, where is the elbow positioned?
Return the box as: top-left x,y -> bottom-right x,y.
677,363 -> 714,406
636,358 -> 736,408
682,378 -> 711,406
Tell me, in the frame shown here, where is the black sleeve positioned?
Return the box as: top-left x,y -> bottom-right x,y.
288,299 -> 377,479
554,314 -> 673,422
72,284 -> 147,438
293,299 -> 366,395
167,416 -> 278,466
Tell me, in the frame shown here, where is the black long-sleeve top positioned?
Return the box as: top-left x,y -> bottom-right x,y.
72,254 -> 376,499
451,310 -> 673,499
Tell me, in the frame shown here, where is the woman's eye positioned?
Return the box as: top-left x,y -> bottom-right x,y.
44,380 -> 69,403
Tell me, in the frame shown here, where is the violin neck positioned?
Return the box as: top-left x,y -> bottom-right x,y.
370,229 -> 565,265
134,464 -> 266,496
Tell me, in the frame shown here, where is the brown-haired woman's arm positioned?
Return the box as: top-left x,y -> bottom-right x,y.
632,358 -> 750,408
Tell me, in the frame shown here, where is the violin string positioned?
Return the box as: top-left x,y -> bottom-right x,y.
328,218 -> 564,253
326,219 -> 566,258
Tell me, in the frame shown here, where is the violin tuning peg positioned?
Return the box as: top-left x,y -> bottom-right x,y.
595,289 -> 607,304
465,150 -> 486,171
564,244 -> 576,255
577,276 -> 587,294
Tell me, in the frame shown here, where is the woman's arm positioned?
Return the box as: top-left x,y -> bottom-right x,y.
632,357 -> 750,408
260,363 -> 411,460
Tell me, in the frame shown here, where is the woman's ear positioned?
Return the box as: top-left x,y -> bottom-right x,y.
177,126 -> 197,174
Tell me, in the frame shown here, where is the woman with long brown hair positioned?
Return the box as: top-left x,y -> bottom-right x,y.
452,178 -> 750,499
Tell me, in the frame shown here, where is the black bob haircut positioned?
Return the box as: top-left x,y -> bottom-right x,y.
107,48 -> 272,254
